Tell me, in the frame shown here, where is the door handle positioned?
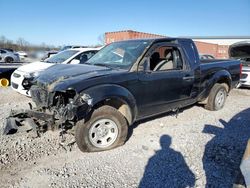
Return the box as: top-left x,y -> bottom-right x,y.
183,76 -> 194,80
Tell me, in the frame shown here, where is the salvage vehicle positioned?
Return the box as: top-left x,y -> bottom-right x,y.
229,41 -> 250,87
0,49 -> 20,63
4,38 -> 241,152
11,47 -> 99,96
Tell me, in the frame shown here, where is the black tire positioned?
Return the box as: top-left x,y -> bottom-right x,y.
75,105 -> 128,152
5,57 -> 14,63
205,83 -> 228,111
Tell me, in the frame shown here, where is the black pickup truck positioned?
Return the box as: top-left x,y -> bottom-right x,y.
5,38 -> 241,152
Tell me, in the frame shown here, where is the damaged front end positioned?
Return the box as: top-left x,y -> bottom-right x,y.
4,85 -> 93,136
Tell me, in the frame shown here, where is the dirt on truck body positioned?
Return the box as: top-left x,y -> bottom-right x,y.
3,38 -> 241,153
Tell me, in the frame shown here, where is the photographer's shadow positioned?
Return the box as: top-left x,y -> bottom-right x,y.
203,108 -> 250,187
139,135 -> 195,188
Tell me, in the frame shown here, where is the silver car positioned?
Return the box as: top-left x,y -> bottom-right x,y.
0,49 -> 20,63
239,61 -> 250,87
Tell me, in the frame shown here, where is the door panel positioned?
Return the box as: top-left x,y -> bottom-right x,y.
137,70 -> 190,117
135,42 -> 196,118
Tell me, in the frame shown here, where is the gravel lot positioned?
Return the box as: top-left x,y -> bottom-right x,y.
0,87 -> 249,187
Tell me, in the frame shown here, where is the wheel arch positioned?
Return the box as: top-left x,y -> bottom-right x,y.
215,73 -> 231,92
82,84 -> 137,125
199,70 -> 232,104
4,56 -> 14,62
208,70 -> 232,94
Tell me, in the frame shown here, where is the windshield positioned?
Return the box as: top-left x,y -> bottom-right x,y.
44,50 -> 79,64
87,40 -> 150,69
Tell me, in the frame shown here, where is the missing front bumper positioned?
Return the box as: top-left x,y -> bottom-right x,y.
3,109 -> 55,135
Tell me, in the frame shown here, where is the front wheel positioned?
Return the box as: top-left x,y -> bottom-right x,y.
205,83 -> 228,111
5,57 -> 14,63
75,105 -> 128,152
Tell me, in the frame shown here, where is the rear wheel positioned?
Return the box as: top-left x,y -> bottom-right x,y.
75,105 -> 128,152
5,57 -> 14,63
205,83 -> 228,111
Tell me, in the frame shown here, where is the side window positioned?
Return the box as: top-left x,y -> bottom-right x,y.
0,50 -> 6,54
70,51 -> 97,64
79,51 -> 97,64
149,46 -> 183,71
85,51 -> 97,59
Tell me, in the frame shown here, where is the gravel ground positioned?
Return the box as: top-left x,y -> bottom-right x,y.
0,87 -> 250,188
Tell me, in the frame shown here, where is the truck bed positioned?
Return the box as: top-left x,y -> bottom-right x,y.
200,59 -> 241,89
200,59 -> 230,64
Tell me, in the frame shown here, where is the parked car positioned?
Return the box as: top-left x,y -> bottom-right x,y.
2,48 -> 14,52
5,38 -> 241,153
17,51 -> 28,61
0,49 -> 20,63
199,54 -> 215,60
11,47 -> 99,96
229,41 -> 250,87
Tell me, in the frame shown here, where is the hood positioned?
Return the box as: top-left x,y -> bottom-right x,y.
229,42 -> 250,67
17,61 -> 54,73
35,64 -> 125,91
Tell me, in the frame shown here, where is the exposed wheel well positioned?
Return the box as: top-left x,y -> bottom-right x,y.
217,78 -> 230,92
5,56 -> 14,60
93,98 -> 133,125
199,80 -> 230,105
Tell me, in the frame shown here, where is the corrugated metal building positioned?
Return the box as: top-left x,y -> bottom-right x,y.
105,30 -> 250,59
105,30 -> 166,44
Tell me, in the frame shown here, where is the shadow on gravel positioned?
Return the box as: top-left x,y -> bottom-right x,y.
139,135 -> 195,188
203,108 -> 250,187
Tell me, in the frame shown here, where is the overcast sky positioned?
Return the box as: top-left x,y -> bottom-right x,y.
1,0 -> 250,46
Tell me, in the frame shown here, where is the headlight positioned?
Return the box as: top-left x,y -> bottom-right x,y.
80,93 -> 93,106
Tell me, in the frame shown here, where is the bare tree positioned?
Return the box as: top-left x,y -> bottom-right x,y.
0,35 -> 59,51
0,36 -> 7,44
16,38 -> 30,51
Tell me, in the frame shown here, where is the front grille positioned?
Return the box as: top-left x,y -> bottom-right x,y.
13,73 -> 21,78
11,82 -> 18,89
241,74 -> 248,79
22,78 -> 33,90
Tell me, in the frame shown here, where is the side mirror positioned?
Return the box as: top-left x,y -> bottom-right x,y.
70,59 -> 80,64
